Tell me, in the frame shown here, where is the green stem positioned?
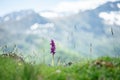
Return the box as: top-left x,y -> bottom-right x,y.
52,55 -> 54,66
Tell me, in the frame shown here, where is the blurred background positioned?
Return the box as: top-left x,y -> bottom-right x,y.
0,0 -> 120,64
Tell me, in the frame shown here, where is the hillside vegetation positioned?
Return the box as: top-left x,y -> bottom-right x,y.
0,56 -> 120,80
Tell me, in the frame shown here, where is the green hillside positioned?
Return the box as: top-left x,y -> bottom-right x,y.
0,56 -> 120,80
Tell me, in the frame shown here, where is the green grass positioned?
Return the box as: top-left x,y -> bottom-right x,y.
0,56 -> 120,80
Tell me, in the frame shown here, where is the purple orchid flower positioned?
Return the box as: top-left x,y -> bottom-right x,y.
50,39 -> 56,55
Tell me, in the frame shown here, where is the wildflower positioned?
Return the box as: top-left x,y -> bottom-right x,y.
50,40 -> 56,55
50,39 -> 56,66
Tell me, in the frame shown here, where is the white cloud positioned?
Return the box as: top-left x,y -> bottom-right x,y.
30,23 -> 39,30
39,11 -> 63,18
29,23 -> 55,34
53,0 -> 116,13
99,11 -> 120,25
30,23 -> 54,31
117,3 -> 120,8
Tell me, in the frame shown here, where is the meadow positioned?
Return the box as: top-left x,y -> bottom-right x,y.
0,55 -> 120,80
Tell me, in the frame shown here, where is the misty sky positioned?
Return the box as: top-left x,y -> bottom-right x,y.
0,0 -> 117,16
